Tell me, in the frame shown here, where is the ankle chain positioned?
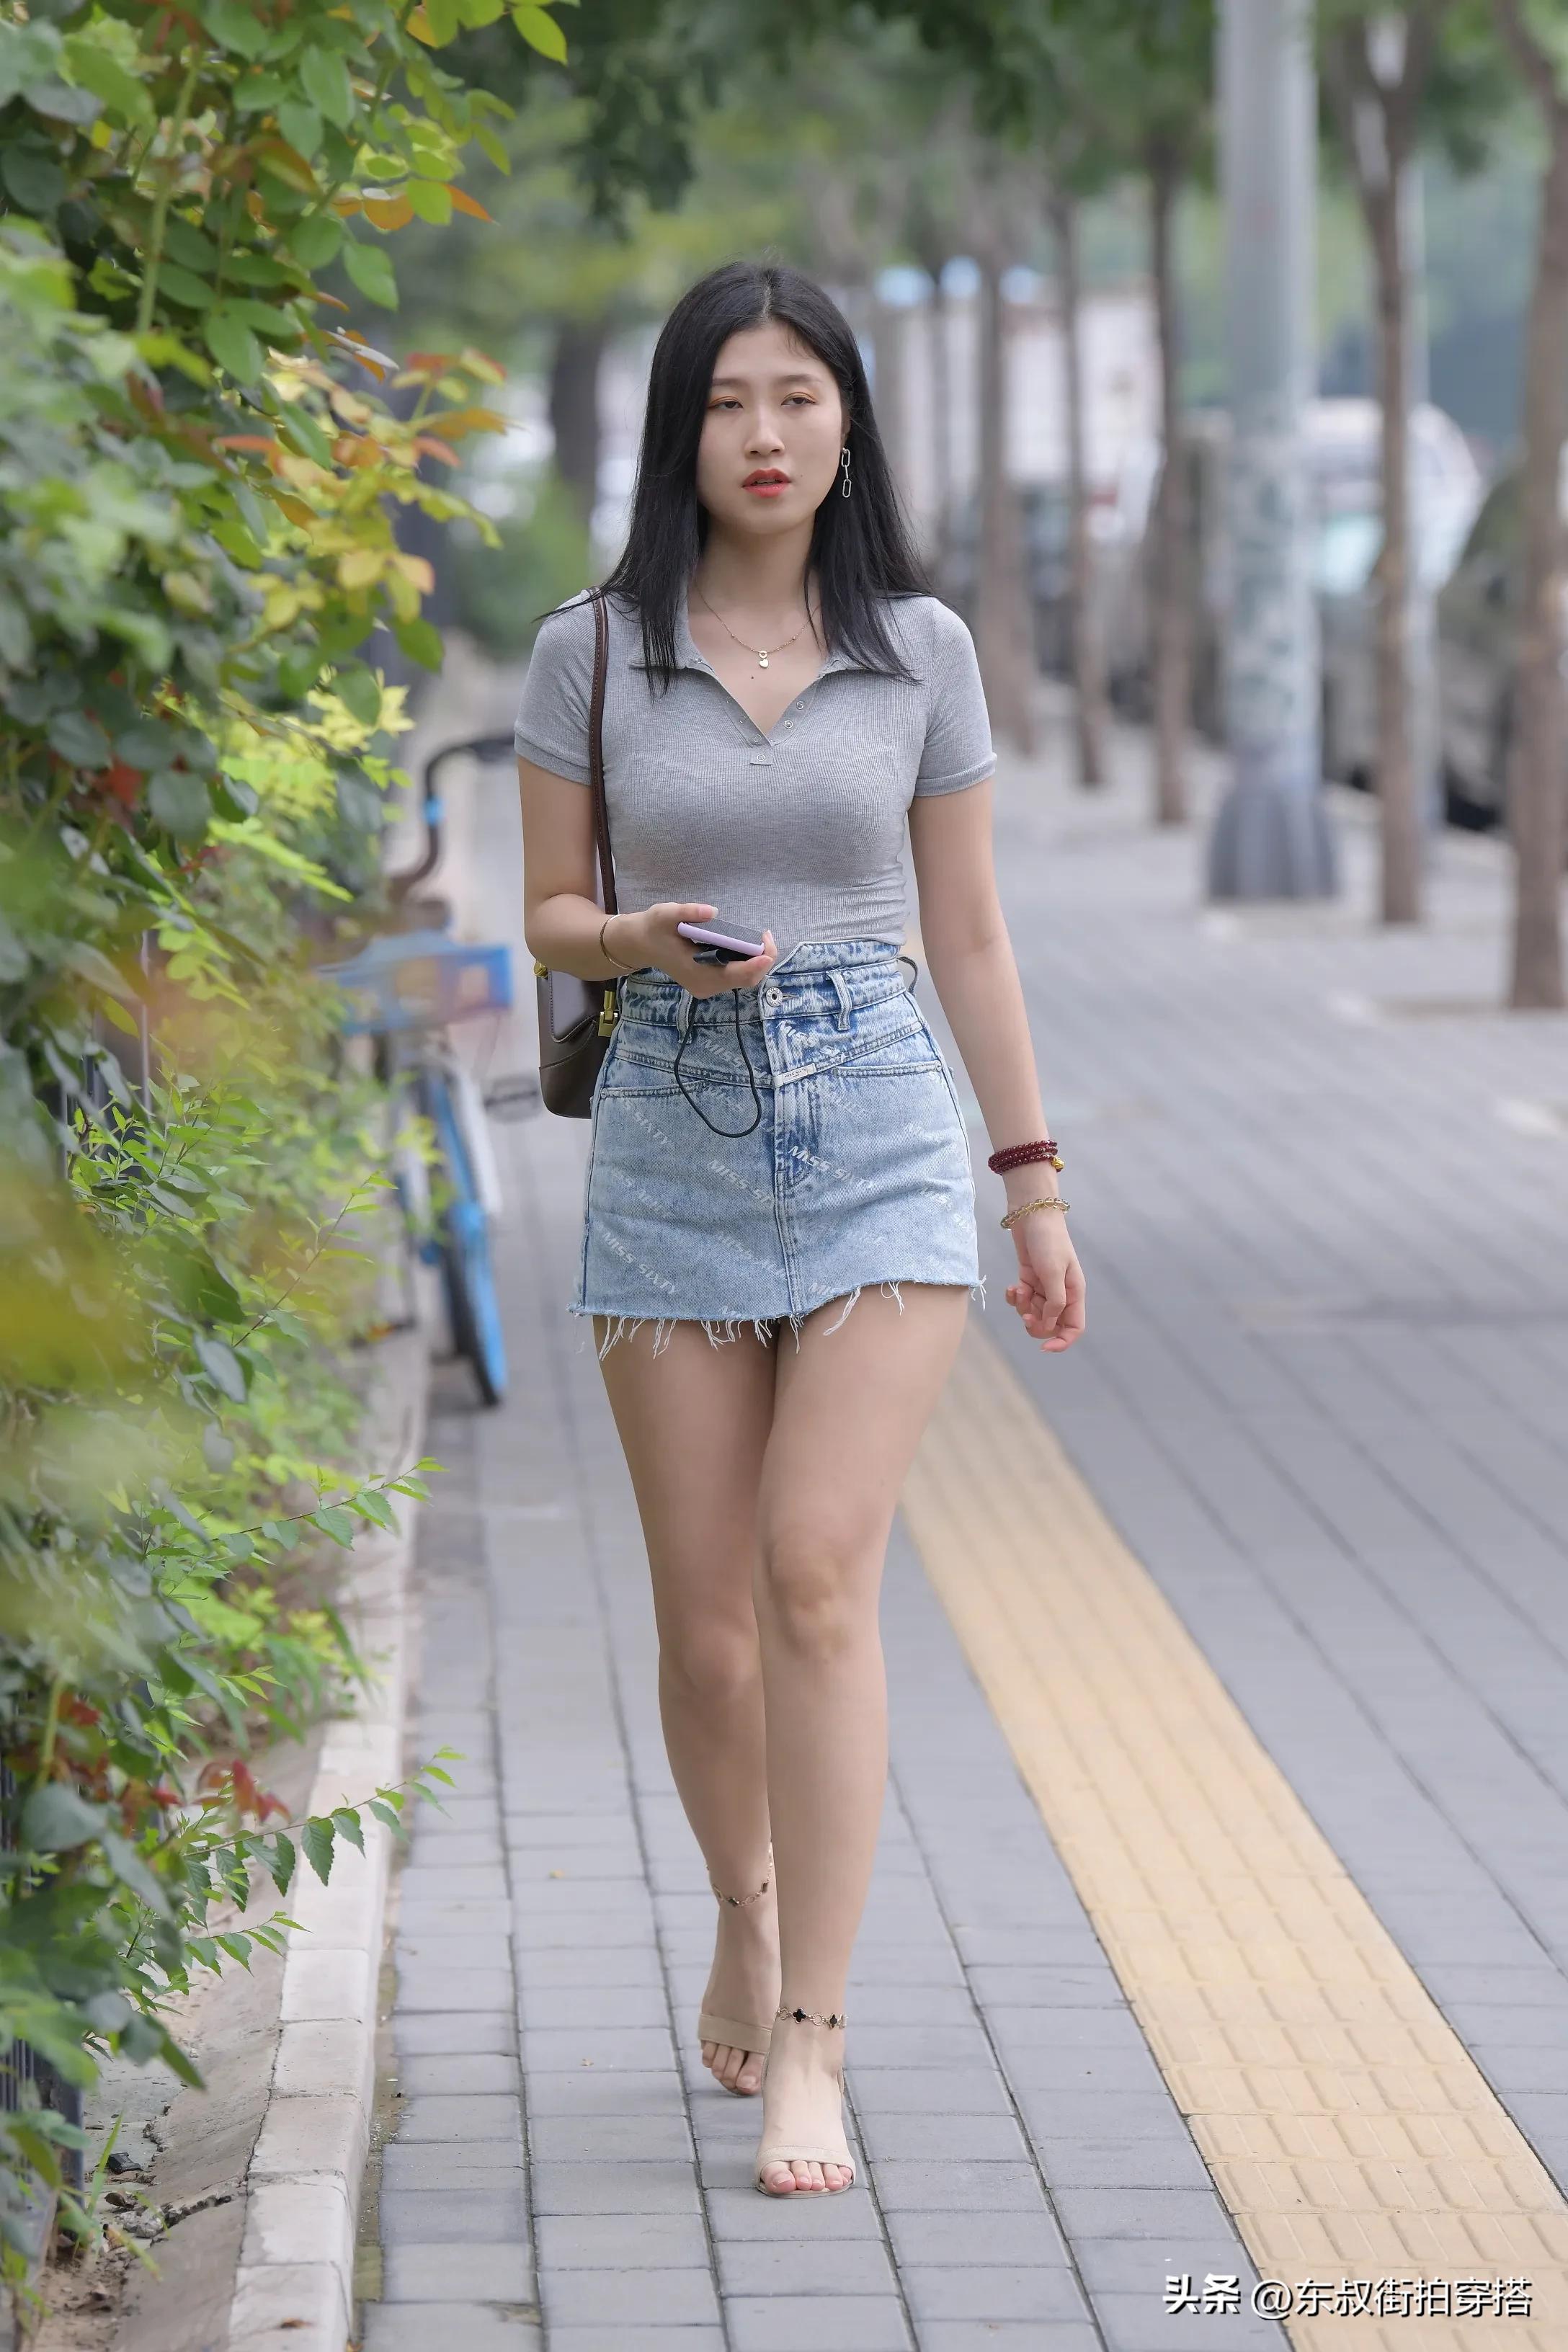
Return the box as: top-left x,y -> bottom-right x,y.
776,2003 -> 846,2028
709,1840 -> 773,1908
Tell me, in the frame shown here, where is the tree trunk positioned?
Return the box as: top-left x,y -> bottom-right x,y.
928,270 -> 954,576
1148,153 -> 1190,826
1050,187 -> 1106,788
974,241 -> 1035,754
1368,174 -> 1422,923
871,295 -> 910,511
1508,119 -> 1568,1007
548,316 -> 607,527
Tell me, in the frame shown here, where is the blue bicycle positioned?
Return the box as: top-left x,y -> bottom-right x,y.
327,734 -> 530,1409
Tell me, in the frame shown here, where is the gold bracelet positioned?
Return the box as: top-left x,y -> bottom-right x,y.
600,915 -> 641,974
1000,1195 -> 1069,1228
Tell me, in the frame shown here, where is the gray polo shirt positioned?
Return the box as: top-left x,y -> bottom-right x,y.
512,589 -> 995,961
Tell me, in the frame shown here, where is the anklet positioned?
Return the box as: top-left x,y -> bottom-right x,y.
709,1843 -> 772,1907
777,2003 -> 845,2028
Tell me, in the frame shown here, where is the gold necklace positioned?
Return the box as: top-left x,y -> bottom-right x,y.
694,586 -> 814,669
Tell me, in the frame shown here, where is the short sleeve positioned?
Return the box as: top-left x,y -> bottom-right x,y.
914,598 -> 997,796
512,595 -> 597,785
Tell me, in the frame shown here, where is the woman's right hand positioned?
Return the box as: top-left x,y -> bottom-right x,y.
605,903 -> 778,997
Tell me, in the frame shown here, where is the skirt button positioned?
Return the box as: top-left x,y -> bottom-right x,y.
763,986 -> 783,1006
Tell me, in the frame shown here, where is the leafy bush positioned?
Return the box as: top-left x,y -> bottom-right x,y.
0,0 -> 571,2311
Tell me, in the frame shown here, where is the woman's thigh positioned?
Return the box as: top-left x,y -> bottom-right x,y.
757,1285 -> 968,1598
595,1317 -> 778,1649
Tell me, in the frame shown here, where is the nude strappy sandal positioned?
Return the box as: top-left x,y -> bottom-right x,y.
696,1842 -> 775,2089
754,2005 -> 856,2195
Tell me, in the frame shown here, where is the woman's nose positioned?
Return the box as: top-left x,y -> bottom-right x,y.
745,409 -> 786,453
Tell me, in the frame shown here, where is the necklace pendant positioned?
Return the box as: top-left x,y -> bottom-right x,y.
757,649 -> 770,667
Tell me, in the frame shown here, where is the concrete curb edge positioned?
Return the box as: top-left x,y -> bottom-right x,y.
226,1340 -> 427,2352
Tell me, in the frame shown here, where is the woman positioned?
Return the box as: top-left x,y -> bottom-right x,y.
515,260 -> 1085,2199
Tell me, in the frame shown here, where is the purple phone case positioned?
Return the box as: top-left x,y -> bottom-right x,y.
677,920 -> 767,957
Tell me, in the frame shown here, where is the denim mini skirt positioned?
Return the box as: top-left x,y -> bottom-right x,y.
576,939 -> 980,1347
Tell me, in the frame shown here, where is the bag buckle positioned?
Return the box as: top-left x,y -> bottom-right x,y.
597,986 -> 619,1038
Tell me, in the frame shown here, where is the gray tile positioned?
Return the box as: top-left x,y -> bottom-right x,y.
726,2297 -> 913,2352
901,2266 -> 1092,2321
528,2114 -> 693,2161
703,2186 -> 884,2240
868,2160 -> 1046,2212
363,2306 -> 540,2350
1091,2291 -> 1288,2351
913,2328 -> 1101,2351
394,2012 -> 517,2057
715,2239 -> 899,2294
530,2160 -> 703,2215
542,2270 -> 721,2325
845,2069 -> 1015,2115
523,2070 -> 690,2118
396,2052 -> 519,2096
379,2188 -> 527,2245
883,2209 -> 1072,2267
1051,2187 -> 1237,2238
1074,2237 -> 1264,2294
382,2142 -> 525,2191
384,2242 -> 533,2302
858,2112 -> 1030,2162
397,2093 -> 522,2143
398,1967 -> 518,2013
545,2334 -> 722,2352
520,1984 -> 670,2030
1030,2138 -> 1216,2190
534,2213 -> 710,2268
522,2026 -> 676,2070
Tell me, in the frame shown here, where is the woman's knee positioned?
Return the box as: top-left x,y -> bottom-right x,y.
657,1617 -> 761,1709
755,1517 -> 875,1655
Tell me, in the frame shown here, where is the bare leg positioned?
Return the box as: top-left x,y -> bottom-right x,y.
596,1317 -> 779,2093
752,1283 -> 968,2192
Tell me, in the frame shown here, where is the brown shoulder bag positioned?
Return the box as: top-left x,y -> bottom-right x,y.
533,585 -> 618,1118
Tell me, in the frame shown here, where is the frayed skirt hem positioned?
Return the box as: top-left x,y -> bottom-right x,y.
574,1272 -> 986,1360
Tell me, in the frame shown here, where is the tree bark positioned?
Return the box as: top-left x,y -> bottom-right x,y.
1507,117 -> 1568,1005
1049,186 -> 1107,788
928,269 -> 954,576
1148,151 -> 1190,826
548,316 -> 607,528
974,239 -> 1035,754
1367,170 -> 1422,922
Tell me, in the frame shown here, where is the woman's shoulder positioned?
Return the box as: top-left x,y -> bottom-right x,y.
881,592 -> 979,676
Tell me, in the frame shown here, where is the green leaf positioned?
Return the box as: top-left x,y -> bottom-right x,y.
312,1504 -> 356,1545
407,179 -> 452,225
1,144 -> 66,212
21,1783 -> 105,1853
277,99 -> 321,156
62,43 -> 152,124
300,46 -> 353,129
330,1807 -> 365,1853
205,0 -> 271,59
291,211 -> 344,270
342,238 -> 398,311
101,1830 -> 172,1917
194,1333 -> 247,1402
352,1487 -> 396,1530
46,708 -> 112,768
268,1832 -> 297,1894
215,1932 -> 253,1967
148,767 -> 213,839
302,1815 -> 335,1885
393,616 -> 443,671
367,1800 -> 401,1832
512,4 -> 568,62
211,772 -> 260,819
333,664 -> 383,726
156,262 -> 215,312
426,0 -> 461,39
204,308 -> 263,384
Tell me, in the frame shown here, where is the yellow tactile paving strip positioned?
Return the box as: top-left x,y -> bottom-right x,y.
902,1322 -> 1568,2352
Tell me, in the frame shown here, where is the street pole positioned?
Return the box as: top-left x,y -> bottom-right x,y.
1208,0 -> 1338,899
1400,149 -> 1442,845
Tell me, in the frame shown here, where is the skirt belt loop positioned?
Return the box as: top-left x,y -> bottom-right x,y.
829,967 -> 853,1031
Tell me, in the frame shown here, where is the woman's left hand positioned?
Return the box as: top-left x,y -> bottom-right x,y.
1004,1209 -> 1086,1353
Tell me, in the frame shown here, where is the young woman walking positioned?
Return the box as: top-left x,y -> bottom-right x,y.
515,260 -> 1085,2199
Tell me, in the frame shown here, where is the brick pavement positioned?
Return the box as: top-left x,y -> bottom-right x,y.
358,696 -> 1568,2350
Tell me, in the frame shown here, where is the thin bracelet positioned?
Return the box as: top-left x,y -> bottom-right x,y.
600,915 -> 641,974
999,1195 -> 1069,1229
988,1138 -> 1063,1174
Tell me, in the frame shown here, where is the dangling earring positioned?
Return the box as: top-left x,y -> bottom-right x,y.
839,442 -> 852,499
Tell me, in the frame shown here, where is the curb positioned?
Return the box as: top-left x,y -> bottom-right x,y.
227,1348 -> 425,2352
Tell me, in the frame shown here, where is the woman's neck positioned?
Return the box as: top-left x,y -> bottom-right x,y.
692,523 -> 817,625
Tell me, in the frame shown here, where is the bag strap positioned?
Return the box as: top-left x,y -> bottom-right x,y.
587,584 -> 615,915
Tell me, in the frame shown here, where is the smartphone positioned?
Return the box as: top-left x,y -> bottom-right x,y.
676,915 -> 769,966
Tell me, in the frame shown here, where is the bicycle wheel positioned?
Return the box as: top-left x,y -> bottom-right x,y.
417,1065 -> 508,1407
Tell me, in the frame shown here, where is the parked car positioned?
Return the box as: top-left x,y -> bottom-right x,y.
1104,400 -> 1484,770
1435,457 -> 1531,828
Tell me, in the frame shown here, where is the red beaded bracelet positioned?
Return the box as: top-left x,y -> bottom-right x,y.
987,1139 -> 1063,1175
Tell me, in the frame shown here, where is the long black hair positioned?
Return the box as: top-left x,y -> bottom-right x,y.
599,260 -> 931,687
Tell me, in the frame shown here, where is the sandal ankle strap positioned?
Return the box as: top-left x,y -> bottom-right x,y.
776,2003 -> 846,2028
